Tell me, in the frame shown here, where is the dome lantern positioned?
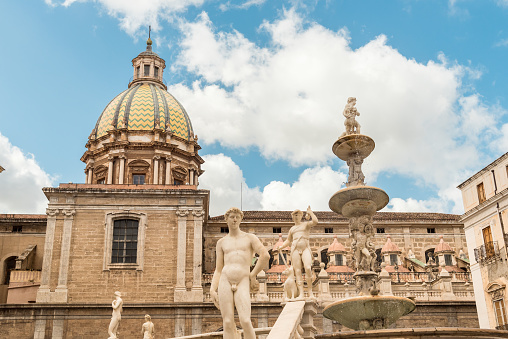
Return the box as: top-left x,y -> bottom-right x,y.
129,34 -> 166,90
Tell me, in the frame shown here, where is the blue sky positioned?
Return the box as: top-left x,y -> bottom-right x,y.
1,0 -> 507,215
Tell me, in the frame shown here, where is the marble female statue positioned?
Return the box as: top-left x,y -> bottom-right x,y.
141,314 -> 155,339
277,206 -> 318,299
210,207 -> 270,339
108,291 -> 123,339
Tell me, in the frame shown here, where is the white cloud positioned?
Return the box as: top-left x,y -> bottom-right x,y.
260,166 -> 346,211
496,0 -> 508,8
170,9 -> 506,213
220,0 -> 267,11
199,154 -> 346,215
0,134 -> 54,214
199,154 -> 262,216
495,38 -> 508,47
49,0 -> 206,36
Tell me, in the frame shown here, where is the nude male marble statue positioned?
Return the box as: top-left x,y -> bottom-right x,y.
277,206 -> 318,299
108,291 -> 123,339
210,207 -> 270,339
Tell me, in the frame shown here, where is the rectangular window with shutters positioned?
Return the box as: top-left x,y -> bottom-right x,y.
111,219 -> 139,264
144,65 -> 150,76
154,66 -> 159,77
335,254 -> 343,266
103,212 -> 147,271
494,299 -> 508,327
444,254 -> 453,266
390,254 -> 398,265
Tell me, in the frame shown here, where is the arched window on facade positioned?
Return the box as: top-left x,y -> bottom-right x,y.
375,249 -> 382,265
2,256 -> 17,286
425,248 -> 435,264
321,249 -> 328,267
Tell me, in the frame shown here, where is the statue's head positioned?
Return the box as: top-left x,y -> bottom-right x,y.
347,97 -> 356,103
224,207 -> 244,220
224,207 -> 244,230
291,209 -> 303,222
114,291 -> 122,297
145,314 -> 151,321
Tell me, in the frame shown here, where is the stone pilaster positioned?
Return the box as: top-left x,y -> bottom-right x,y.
174,308 -> 185,337
33,318 -> 47,339
54,209 -> 76,302
118,155 -> 125,184
191,308 -> 202,335
36,208 -> 59,303
301,300 -> 318,339
165,158 -> 172,185
189,209 -> 204,302
189,169 -> 194,185
107,156 -> 114,184
153,156 -> 160,184
174,208 -> 189,302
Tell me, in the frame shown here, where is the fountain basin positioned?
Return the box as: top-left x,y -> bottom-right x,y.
322,295 -> 416,331
329,186 -> 389,217
332,135 -> 375,161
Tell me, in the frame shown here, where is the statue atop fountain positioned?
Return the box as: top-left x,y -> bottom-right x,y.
342,97 -> 361,136
324,97 -> 415,330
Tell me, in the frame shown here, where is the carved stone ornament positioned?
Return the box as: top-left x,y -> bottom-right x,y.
46,208 -> 59,217
176,209 -> 190,218
62,209 -> 76,218
192,209 -> 205,218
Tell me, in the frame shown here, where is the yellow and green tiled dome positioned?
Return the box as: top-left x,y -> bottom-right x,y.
92,83 -> 194,141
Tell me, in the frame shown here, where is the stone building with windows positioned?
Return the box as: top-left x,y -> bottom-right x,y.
458,152 -> 508,329
0,39 -> 482,338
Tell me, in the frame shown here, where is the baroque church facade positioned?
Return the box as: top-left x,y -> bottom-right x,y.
0,40 -> 480,338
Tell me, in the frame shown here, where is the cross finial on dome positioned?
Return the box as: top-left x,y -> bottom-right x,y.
146,26 -> 153,50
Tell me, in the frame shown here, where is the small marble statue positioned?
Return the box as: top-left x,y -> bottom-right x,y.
142,314 -> 155,339
210,207 -> 270,339
108,291 -> 123,339
342,97 -> 361,136
283,265 -> 298,301
277,206 -> 318,299
350,216 -> 376,272
346,153 -> 365,187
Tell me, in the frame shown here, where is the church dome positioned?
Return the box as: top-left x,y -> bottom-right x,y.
81,37 -> 203,187
91,83 -> 194,141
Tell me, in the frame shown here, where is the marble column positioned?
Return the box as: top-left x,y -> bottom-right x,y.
36,208 -> 59,303
190,209 -> 204,302
189,169 -> 194,185
153,156 -> 160,184
118,156 -> 125,184
194,172 -> 199,186
54,209 -> 76,302
165,158 -> 171,185
174,209 -> 189,302
107,156 -> 114,184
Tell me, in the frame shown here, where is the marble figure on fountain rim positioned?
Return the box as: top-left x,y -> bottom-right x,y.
277,206 -> 318,300
210,207 -> 270,339
108,291 -> 123,339
142,314 -> 155,339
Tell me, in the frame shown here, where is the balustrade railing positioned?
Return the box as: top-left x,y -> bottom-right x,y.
474,241 -> 500,263
496,323 -> 508,330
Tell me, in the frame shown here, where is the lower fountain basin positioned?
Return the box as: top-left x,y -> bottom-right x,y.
329,186 -> 389,217
322,295 -> 416,331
